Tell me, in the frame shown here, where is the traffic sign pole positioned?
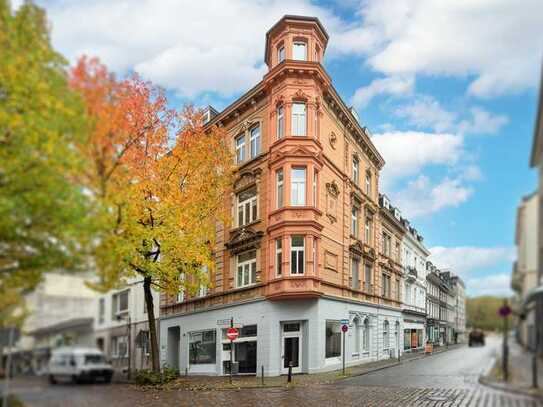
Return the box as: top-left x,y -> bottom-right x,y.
230,317 -> 233,385
341,321 -> 349,376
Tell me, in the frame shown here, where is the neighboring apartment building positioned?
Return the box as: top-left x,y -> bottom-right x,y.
529,62 -> 543,356
159,15 -> 404,377
439,271 -> 456,345
425,264 -> 441,345
451,274 -> 467,343
94,278 -> 160,373
512,192 -> 539,350
10,272 -> 98,375
400,218 -> 429,352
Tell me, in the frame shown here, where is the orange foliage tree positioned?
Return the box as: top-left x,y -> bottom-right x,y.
70,57 -> 234,371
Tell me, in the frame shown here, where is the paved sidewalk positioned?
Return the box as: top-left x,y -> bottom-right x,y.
147,343 -> 462,391
479,338 -> 543,398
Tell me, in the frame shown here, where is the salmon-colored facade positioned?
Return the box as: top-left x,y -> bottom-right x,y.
160,15 -> 405,377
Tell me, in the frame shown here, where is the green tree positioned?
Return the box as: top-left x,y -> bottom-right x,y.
0,0 -> 91,323
466,295 -> 508,332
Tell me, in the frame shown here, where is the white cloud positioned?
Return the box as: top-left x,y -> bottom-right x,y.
371,131 -> 463,183
354,0 -> 543,98
458,107 -> 509,135
390,175 -> 472,218
351,75 -> 414,108
394,96 -> 508,135
395,96 -> 456,132
429,246 -> 515,278
41,0 -> 341,97
466,274 -> 513,297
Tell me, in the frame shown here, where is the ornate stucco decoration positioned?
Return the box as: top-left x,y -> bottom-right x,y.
225,227 -> 264,254
293,88 -> 309,100
325,181 -> 340,197
234,171 -> 257,192
325,181 -> 339,223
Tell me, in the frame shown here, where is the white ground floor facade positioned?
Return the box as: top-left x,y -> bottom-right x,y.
159,297 -> 404,377
402,312 -> 426,352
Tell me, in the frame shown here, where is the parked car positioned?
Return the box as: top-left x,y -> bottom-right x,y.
48,347 -> 113,384
468,329 -> 485,347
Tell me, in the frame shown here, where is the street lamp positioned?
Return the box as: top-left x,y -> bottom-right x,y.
116,314 -> 132,380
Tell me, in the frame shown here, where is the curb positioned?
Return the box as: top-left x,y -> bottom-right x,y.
478,375 -> 543,399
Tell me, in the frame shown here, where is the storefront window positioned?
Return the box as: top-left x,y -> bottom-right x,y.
325,321 -> 341,358
189,330 -> 216,364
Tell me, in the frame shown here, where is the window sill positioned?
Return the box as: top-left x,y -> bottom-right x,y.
231,219 -> 261,231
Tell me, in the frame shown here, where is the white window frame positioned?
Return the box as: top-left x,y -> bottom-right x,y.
113,290 -> 129,316
365,171 -> 371,195
362,318 -> 370,352
276,169 -> 284,208
277,105 -> 284,139
365,217 -> 372,245
237,187 -> 257,227
351,257 -> 360,290
276,238 -> 283,276
383,321 -> 390,350
278,45 -> 285,63
291,103 -> 306,136
250,125 -> 260,159
292,41 -> 307,61
177,273 -> 185,303
290,235 -> 305,275
353,157 -> 359,185
351,206 -> 358,238
291,167 -> 306,206
236,134 -> 245,164
313,169 -> 318,207
237,251 -> 257,288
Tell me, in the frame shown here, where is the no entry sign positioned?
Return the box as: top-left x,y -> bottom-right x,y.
499,304 -> 512,318
226,327 -> 239,341
341,324 -> 348,333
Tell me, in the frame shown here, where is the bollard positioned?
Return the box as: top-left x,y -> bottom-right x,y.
287,361 -> 292,383
261,365 -> 264,386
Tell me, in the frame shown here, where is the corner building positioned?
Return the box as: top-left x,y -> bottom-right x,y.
159,15 -> 403,376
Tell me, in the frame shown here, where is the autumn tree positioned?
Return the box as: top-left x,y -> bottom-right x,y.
0,1 -> 91,324
71,58 -> 234,371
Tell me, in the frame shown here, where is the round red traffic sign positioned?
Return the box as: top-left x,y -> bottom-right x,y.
499,305 -> 512,317
341,324 -> 348,333
226,327 -> 239,341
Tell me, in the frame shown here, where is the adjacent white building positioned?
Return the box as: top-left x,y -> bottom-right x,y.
94,277 -> 160,373
400,219 -> 429,352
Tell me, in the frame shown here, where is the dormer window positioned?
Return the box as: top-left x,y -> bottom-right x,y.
278,45 -> 285,63
292,42 -> 307,61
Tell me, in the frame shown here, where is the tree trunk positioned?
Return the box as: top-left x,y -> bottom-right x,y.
143,276 -> 160,372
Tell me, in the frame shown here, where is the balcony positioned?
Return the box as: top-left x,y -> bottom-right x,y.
265,276 -> 323,300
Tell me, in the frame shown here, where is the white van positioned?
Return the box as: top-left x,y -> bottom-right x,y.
48,347 -> 114,384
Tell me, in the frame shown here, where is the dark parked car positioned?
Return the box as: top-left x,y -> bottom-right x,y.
468,329 -> 485,346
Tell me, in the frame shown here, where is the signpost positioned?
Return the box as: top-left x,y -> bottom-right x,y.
499,301 -> 512,382
341,319 -> 349,376
226,320 -> 238,384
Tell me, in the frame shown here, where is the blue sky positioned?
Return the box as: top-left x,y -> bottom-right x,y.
25,0 -> 543,296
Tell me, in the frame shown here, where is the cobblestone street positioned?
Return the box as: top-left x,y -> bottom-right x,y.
7,336 -> 542,407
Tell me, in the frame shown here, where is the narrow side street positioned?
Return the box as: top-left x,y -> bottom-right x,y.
7,336 -> 542,407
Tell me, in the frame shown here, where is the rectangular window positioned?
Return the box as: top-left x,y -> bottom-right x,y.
292,42 -> 307,61
291,167 -> 306,206
235,134 -> 245,164
351,206 -> 358,238
381,274 -> 391,298
177,273 -> 185,303
111,335 -> 128,358
364,263 -> 372,291
291,103 -> 306,136
382,233 -> 391,257
112,290 -> 129,317
290,235 -> 305,275
250,125 -> 260,158
237,187 -> 257,227
395,242 -> 401,262
365,172 -> 371,195
276,169 -> 284,208
396,278 -> 400,301
325,321 -> 341,358
277,106 -> 284,139
189,330 -> 216,365
365,216 -> 372,245
313,169 -> 318,207
278,45 -> 285,63
98,298 -> 105,324
276,239 -> 282,276
352,157 -> 359,185
351,257 -> 360,290
237,250 -> 257,288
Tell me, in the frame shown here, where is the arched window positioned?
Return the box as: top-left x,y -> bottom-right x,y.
383,320 -> 390,349
363,318 -> 370,352
353,317 -> 360,353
